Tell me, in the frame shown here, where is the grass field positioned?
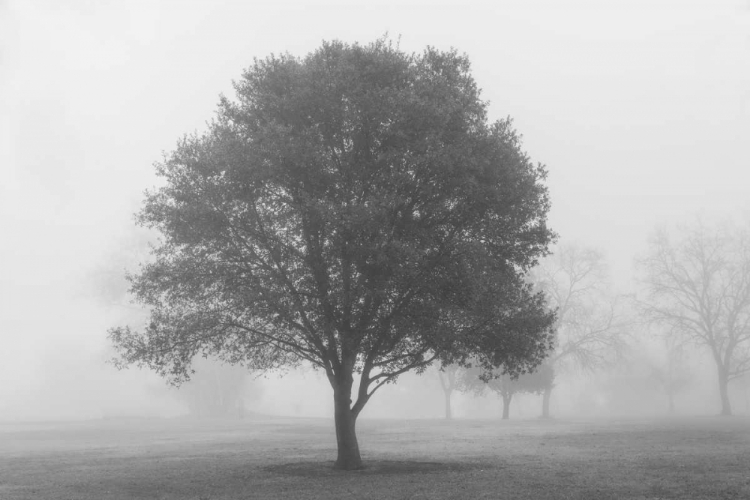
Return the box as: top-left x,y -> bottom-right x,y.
1,415 -> 749,499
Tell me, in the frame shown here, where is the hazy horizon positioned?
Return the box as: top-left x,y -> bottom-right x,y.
2,0 -> 749,422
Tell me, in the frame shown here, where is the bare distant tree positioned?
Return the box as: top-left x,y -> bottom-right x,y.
649,333 -> 692,413
534,244 -> 628,418
637,221 -> 750,416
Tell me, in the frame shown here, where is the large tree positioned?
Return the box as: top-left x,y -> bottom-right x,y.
108,39 -> 556,469
533,244 -> 627,418
638,221 -> 750,416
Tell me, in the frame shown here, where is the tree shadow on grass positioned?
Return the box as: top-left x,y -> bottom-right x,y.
266,460 -> 489,477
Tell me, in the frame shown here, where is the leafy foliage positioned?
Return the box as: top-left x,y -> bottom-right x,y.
107,38 -> 556,466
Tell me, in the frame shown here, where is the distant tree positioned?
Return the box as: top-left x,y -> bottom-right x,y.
597,364 -> 662,416
649,335 -> 692,413
178,357 -> 260,418
638,221 -> 750,416
107,39 -> 557,469
600,332 -> 690,415
533,244 -> 628,418
437,364 -> 460,419
460,364 -> 554,419
88,227 -> 154,310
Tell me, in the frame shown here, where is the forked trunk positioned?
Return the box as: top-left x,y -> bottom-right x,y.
438,371 -> 454,420
718,370 -> 732,416
333,386 -> 362,469
541,386 -> 552,419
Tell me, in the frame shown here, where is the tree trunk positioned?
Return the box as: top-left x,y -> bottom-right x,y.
438,370 -> 454,420
444,390 -> 453,420
541,386 -> 552,419
718,369 -> 732,416
333,385 -> 363,470
502,393 -> 512,420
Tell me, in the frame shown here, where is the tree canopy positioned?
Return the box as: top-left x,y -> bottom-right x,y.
108,38 -> 556,469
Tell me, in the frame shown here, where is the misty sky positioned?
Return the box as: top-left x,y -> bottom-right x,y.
1,0 -> 749,419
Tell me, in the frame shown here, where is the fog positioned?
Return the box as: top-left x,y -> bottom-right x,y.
2,0 -> 750,424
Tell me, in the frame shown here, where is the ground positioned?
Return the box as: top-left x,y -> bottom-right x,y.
1,415 -> 749,499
